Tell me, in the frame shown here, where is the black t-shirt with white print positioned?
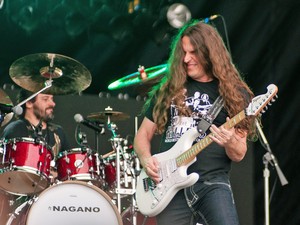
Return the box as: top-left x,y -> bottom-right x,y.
145,78 -> 232,181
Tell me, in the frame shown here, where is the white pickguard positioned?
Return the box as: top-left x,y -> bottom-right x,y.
136,127 -> 200,217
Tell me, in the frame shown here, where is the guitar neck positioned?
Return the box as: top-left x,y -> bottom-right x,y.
176,110 -> 247,166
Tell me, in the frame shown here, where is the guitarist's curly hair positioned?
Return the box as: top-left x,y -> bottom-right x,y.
144,20 -> 256,139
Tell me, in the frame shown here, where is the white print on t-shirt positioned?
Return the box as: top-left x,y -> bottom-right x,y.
165,91 -> 212,143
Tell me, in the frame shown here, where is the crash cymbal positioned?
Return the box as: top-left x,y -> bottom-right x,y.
0,89 -> 14,127
87,108 -> 130,122
9,53 -> 92,95
108,64 -> 167,90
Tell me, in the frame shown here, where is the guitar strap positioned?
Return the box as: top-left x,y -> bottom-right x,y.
197,96 -> 224,134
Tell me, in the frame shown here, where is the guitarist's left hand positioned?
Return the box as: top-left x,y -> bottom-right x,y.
209,117 -> 247,162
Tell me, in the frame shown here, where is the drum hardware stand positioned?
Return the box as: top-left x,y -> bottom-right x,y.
107,119 -> 136,216
6,197 -> 35,225
255,118 -> 288,225
119,116 -> 143,225
93,124 -> 105,178
111,135 -> 136,212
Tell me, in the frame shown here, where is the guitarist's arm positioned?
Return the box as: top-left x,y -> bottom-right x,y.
134,117 -> 160,183
209,117 -> 248,162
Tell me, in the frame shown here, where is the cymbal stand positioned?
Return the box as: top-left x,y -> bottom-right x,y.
15,79 -> 53,108
122,116 -> 143,225
6,197 -> 35,225
107,118 -> 136,215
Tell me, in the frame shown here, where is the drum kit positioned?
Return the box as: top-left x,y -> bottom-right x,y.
0,53 -> 166,225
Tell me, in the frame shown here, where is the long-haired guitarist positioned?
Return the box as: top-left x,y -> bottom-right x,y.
134,20 -> 256,225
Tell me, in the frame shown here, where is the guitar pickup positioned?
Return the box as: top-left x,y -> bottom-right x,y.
143,177 -> 156,192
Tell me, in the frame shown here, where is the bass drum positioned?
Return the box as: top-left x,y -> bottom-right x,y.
25,181 -> 122,225
122,207 -> 157,225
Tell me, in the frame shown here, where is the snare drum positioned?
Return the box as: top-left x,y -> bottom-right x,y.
56,148 -> 100,185
0,138 -> 53,196
25,181 -> 122,225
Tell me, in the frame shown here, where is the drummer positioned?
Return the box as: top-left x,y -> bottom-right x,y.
1,89 -> 70,176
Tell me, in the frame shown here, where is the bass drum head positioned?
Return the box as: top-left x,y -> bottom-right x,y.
26,181 -> 122,225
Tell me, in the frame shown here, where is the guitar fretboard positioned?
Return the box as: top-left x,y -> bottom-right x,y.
176,110 -> 246,166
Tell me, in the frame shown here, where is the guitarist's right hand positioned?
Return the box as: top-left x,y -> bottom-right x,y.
142,156 -> 161,184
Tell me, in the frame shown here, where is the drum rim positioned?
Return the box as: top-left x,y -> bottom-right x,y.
57,147 -> 95,159
4,137 -> 54,158
5,137 -> 47,145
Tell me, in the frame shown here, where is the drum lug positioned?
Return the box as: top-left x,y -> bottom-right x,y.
89,167 -> 95,179
66,169 -> 71,179
64,156 -> 70,164
9,158 -> 15,170
39,146 -> 44,155
37,161 -> 42,175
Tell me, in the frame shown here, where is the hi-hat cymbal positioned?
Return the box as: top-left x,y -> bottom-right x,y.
108,64 -> 167,90
87,109 -> 130,122
0,89 -> 14,127
9,53 -> 92,95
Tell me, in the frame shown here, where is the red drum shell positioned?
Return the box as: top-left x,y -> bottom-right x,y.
56,148 -> 100,183
0,138 -> 53,195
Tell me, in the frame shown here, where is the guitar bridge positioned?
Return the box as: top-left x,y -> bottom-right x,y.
143,177 -> 156,192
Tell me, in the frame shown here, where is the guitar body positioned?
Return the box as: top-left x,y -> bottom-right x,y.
136,127 -> 200,217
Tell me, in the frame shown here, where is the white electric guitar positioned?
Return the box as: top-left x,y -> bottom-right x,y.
136,84 -> 278,217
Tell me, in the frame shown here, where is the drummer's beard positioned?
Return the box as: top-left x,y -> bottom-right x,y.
34,107 -> 54,122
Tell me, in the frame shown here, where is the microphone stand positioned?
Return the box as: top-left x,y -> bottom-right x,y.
255,118 -> 288,225
94,129 -> 101,178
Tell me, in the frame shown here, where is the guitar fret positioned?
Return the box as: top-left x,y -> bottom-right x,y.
176,110 -> 246,167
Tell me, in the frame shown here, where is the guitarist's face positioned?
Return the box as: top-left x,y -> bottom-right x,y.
182,36 -> 212,83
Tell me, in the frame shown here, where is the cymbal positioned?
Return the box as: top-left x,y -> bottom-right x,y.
0,89 -> 14,127
9,53 -> 92,95
87,108 -> 130,122
108,64 -> 167,90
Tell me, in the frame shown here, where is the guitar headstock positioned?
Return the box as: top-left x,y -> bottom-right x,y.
246,84 -> 278,116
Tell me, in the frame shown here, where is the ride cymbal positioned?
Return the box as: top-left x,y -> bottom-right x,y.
0,89 -> 14,127
108,64 -> 167,91
87,108 -> 130,123
9,53 -> 92,95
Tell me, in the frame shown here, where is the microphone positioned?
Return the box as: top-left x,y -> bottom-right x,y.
201,14 -> 219,23
74,114 -> 104,133
0,103 -> 23,115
